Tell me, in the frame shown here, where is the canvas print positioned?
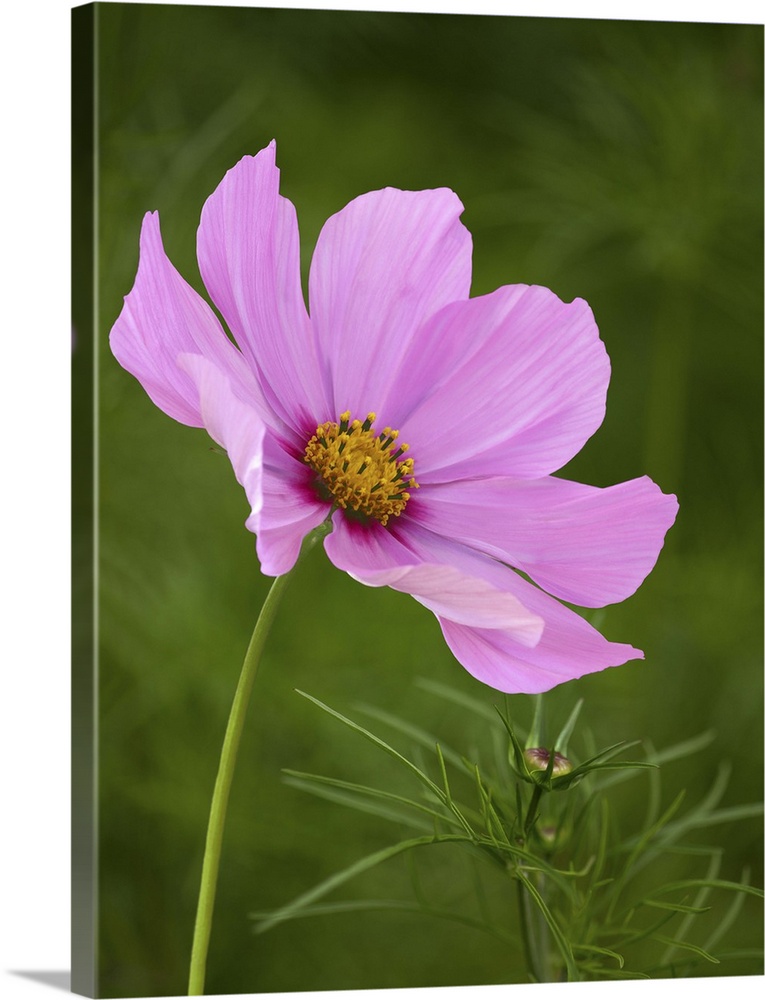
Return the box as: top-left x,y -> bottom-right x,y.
71,2 -> 764,997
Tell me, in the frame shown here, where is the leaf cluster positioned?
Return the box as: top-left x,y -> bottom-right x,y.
250,684 -> 763,983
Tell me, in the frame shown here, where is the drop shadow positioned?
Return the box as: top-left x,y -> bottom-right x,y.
10,971 -> 71,992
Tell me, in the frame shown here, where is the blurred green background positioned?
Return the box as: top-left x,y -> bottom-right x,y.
75,3 -> 762,995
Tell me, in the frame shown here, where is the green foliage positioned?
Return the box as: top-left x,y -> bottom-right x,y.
252,688 -> 763,983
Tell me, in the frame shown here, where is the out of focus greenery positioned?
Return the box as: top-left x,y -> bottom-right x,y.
75,3 -> 762,996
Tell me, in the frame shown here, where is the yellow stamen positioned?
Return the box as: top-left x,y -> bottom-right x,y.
304,411 -> 419,525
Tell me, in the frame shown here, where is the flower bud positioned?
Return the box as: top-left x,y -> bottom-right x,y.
537,823 -> 558,848
523,747 -> 573,778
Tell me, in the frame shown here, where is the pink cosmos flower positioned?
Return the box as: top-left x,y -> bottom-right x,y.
110,140 -> 678,694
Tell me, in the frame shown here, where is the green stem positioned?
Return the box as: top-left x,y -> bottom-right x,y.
524,784 -> 544,839
516,783 -> 549,981
187,570 -> 294,995
516,874 -> 541,982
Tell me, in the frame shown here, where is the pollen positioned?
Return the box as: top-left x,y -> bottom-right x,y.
304,411 -> 419,525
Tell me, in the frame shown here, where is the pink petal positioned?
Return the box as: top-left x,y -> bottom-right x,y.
410,475 -> 678,607
249,435 -> 330,576
178,353 -> 266,511
323,518 -> 543,641
438,615 -> 639,695
197,141 -> 330,433
179,356 -> 327,574
396,285 -> 610,480
110,212 -> 259,426
308,187 -> 472,419
396,521 -> 643,694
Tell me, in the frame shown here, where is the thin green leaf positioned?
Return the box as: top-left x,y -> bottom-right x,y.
607,790 -> 687,919
703,868 -> 751,952
707,948 -> 764,962
282,781 -> 434,831
295,690 -> 475,837
659,802 -> 764,842
490,724 -> 514,789
566,782 -> 601,859
464,840 -> 583,906
660,850 -> 721,965
251,833 -> 471,933
251,899 -> 416,921
659,843 -> 728,857
696,760 -> 731,813
572,943 -> 624,968
587,968 -> 651,980
653,934 -> 720,964
638,766 -> 761,855
515,782 -> 524,832
553,740 -> 650,789
648,729 -> 717,765
473,763 -> 511,847
581,795 -> 611,914
602,909 -> 679,948
495,705 -> 529,777
516,869 -> 580,981
405,848 -> 427,907
435,743 -> 452,801
649,878 -> 764,901
572,739 -> 644,772
573,760 -> 657,775
252,897 -> 517,944
594,731 -> 716,793
642,748 -> 663,830
282,770 -> 459,830
555,698 -> 583,756
642,899 -> 711,914
355,702 -> 467,773
527,693 -> 544,748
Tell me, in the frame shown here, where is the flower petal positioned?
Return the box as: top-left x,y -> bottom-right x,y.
410,475 -> 678,607
308,187 -> 472,418
394,521 -> 643,693
178,355 -> 328,576
396,285 -> 610,480
178,353 -> 266,510
249,436 -> 330,576
110,212 -> 258,426
438,614 -> 640,695
197,141 -> 330,433
323,517 -> 543,641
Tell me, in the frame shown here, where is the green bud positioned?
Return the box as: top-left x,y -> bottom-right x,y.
537,823 -> 558,848
523,747 -> 573,778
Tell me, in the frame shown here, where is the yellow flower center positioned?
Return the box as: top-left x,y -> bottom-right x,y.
304,411 -> 419,525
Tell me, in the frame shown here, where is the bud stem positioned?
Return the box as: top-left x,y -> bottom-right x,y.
524,783 -> 545,838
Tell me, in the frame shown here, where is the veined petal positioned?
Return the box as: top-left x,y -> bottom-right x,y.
397,285 -> 610,480
438,616 -> 639,695
178,353 -> 266,511
178,354 -> 327,577
395,521 -> 643,694
410,475 -> 679,607
249,436 -> 330,576
110,212 -> 258,426
324,518 -> 543,641
197,141 -> 330,432
308,187 -> 473,418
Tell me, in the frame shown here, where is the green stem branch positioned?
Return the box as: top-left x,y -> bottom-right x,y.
524,784 -> 544,839
516,874 -> 541,981
516,782 -> 549,981
187,523 -> 332,994
187,570 -> 293,995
